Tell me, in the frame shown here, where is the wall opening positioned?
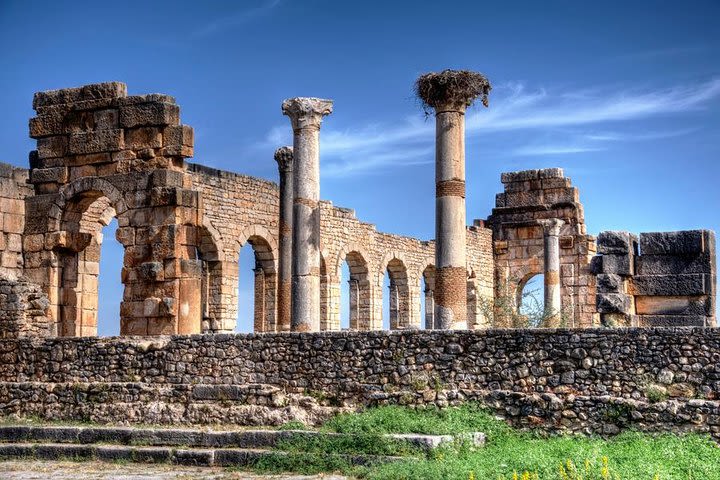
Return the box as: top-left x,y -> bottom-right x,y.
422,265 -> 435,329
385,258 -> 409,329
338,251 -> 370,330
96,218 -> 122,336
517,273 -> 545,328
236,235 -> 276,333
57,193 -> 119,337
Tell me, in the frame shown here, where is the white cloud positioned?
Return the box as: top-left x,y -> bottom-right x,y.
258,77 -> 720,176
192,0 -> 282,38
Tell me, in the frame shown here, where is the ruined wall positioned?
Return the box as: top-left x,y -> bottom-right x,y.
0,164 -> 33,278
595,230 -> 716,327
486,168 -> 597,328
0,328 -> 717,439
23,82 -> 202,337
187,163 -> 494,333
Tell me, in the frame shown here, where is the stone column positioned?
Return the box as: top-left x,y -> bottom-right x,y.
274,146 -> 294,332
415,70 -> 491,329
282,97 -> 333,332
538,218 -> 565,326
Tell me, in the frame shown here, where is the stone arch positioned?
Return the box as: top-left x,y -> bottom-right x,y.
380,252 -> 411,330
52,181 -> 127,337
196,219 -> 227,332
516,271 -> 545,328
319,249 -> 334,331
235,225 -> 278,332
49,177 -> 127,232
421,262 -> 436,329
335,246 -> 372,330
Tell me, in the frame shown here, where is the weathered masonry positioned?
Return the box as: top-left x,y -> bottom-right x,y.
0,81 -> 716,339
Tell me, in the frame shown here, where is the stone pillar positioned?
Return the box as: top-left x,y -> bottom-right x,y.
282,97 -> 333,332
274,146 -> 294,332
539,218 -> 565,326
415,70 -> 491,329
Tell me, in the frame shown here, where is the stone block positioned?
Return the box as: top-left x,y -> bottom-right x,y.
29,113 -> 64,138
36,136 -> 68,159
597,231 -> 637,255
631,274 -> 707,296
501,170 -> 539,183
32,82 -> 127,109
596,292 -> 632,314
68,129 -> 124,154
599,254 -> 633,276
125,127 -> 162,149
164,125 -> 194,147
151,169 -> 185,188
67,152 -> 112,167
637,315 -> 708,327
93,109 -> 119,130
119,102 -> 179,128
635,296 -> 709,316
29,167 -> 68,184
639,230 -> 711,256
635,253 -> 713,276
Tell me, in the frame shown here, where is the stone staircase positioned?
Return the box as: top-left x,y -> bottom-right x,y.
0,424 -> 485,469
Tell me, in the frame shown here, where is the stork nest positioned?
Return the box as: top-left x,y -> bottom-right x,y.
415,69 -> 491,112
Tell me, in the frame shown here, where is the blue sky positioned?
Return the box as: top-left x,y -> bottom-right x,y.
1,1 -> 718,334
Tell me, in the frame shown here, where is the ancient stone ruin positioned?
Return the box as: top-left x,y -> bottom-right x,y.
0,79 -> 717,440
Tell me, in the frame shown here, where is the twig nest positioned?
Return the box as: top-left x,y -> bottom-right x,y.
415,69 -> 491,112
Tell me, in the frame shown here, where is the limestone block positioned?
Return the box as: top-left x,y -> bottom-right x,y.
631,274 -> 707,296
32,82 -> 127,109
93,109 -> 119,130
29,167 -> 68,184
163,125 -> 194,148
635,253 -> 713,276
68,129 -> 124,154
597,231 -> 637,255
119,102 -> 179,128
36,136 -> 68,159
639,230 -> 711,256
138,262 -> 164,281
124,127 -> 162,150
637,315 -> 708,327
67,153 -> 112,167
151,169 -> 185,188
29,113 -> 64,138
596,292 -> 632,314
635,296 -> 709,316
599,254 -> 633,276
596,273 -> 624,293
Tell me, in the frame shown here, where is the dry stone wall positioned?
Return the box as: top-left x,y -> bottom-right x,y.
0,328 -> 717,439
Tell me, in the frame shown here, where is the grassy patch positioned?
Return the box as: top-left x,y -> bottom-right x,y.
253,404 -> 720,479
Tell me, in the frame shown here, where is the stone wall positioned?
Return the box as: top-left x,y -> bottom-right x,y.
0,328 -> 717,438
594,230 -> 716,327
485,168 -> 597,328
187,163 -> 494,333
0,276 -> 50,338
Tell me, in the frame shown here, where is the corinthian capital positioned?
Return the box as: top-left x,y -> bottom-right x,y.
538,218 -> 565,236
282,97 -> 333,130
274,146 -> 293,171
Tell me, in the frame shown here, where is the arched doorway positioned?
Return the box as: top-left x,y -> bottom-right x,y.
517,273 -> 545,328
57,192 -> 119,337
384,258 -> 410,329
236,234 -> 277,333
421,265 -> 435,329
338,250 -> 370,330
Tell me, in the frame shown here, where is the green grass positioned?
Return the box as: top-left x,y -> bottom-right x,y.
252,403 -> 720,480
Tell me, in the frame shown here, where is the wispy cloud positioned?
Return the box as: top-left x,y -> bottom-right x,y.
192,0 -> 281,38
259,77 -> 720,176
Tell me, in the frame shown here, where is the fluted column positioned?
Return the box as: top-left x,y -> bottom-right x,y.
282,97 -> 333,332
538,218 -> 565,327
274,146 -> 294,332
415,70 -> 491,329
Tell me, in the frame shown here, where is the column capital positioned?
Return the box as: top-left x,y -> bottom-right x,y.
415,69 -> 491,113
274,145 -> 293,171
282,97 -> 333,130
538,218 -> 565,236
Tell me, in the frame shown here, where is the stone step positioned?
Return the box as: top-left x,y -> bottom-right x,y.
0,442 -> 403,467
0,425 -> 484,451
